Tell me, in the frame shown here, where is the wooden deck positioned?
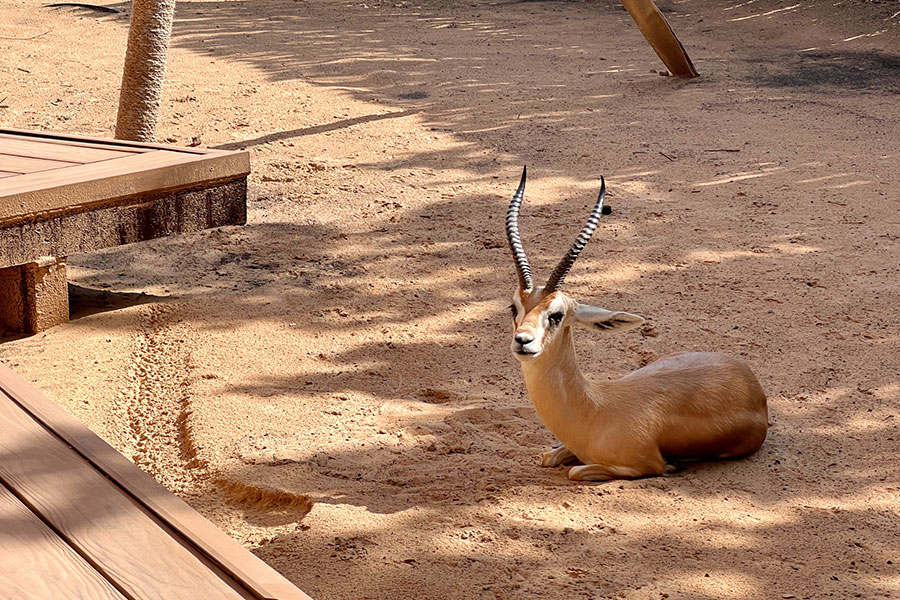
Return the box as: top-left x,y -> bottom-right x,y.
0,129 -> 250,335
0,128 -> 249,268
0,363 -> 312,600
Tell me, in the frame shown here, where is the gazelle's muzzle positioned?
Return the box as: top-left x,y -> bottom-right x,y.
511,326 -> 541,358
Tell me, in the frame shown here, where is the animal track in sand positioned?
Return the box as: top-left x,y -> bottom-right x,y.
120,304 -> 203,492
120,303 -> 311,522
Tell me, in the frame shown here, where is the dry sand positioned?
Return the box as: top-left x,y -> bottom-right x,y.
2,0 -> 900,598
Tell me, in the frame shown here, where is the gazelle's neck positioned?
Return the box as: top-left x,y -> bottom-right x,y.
519,327 -> 599,440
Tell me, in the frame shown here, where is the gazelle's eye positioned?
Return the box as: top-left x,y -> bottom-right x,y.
548,311 -> 564,327
509,304 -> 518,318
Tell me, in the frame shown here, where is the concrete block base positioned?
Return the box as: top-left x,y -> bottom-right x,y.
0,258 -> 69,335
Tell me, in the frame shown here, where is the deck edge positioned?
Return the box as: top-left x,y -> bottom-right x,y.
0,363 -> 313,600
0,149 -> 251,225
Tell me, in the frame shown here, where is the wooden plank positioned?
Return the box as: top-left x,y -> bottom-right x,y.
0,149 -> 250,224
0,128 -> 210,155
0,171 -> 17,178
0,136 -> 137,163
0,150 -> 193,197
0,483 -> 128,600
0,153 -> 80,174
0,387 -> 255,600
0,132 -> 151,155
0,364 -> 312,600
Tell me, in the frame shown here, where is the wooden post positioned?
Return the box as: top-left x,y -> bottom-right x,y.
620,0 -> 698,78
0,258 -> 69,335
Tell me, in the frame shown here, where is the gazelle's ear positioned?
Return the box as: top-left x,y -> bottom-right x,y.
573,304 -> 644,333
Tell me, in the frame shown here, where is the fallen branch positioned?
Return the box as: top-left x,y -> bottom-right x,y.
44,3 -> 123,13
0,29 -> 52,40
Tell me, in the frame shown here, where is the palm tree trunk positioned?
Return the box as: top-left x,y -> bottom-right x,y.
115,0 -> 177,141
620,0 -> 698,78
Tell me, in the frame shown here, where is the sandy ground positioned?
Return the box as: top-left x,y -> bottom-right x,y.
2,0 -> 900,598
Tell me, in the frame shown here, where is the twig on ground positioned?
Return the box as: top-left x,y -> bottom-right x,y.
44,3 -> 123,13
0,29 -> 52,40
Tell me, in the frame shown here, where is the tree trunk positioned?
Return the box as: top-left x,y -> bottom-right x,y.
115,0 -> 177,141
620,0 -> 698,78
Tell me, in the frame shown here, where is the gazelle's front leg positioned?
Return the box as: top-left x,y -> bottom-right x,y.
541,444 -> 578,467
568,463 -> 660,481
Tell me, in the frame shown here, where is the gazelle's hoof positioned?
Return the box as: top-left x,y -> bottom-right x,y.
541,445 -> 576,467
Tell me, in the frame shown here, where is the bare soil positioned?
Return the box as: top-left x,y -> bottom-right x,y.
2,0 -> 900,598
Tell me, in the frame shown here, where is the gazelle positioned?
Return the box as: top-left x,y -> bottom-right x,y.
505,167 -> 768,481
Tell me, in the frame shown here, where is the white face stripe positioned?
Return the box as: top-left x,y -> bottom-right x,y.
512,292 -> 527,327
546,296 -> 568,319
530,296 -> 568,344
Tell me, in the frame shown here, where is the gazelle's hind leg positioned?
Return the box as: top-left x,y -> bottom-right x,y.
567,441 -> 667,481
541,445 -> 578,467
568,464 -> 647,481
568,453 -> 668,481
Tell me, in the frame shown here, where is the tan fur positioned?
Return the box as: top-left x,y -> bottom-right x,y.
512,288 -> 768,482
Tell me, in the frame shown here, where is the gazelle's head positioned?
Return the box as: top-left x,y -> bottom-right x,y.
505,167 -> 644,361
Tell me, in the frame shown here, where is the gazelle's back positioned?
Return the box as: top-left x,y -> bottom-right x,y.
608,352 -> 768,460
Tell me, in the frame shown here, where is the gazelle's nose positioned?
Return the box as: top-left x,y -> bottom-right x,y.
515,332 -> 534,345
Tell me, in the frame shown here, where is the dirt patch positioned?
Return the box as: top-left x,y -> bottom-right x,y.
2,0 -> 899,598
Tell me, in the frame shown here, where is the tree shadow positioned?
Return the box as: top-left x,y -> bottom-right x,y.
213,109 -> 421,151
746,50 -> 900,94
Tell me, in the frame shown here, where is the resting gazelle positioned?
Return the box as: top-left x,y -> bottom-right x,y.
506,167 -> 768,481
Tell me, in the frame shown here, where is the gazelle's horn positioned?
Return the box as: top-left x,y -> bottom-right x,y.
506,166 -> 534,291
544,176 -> 606,293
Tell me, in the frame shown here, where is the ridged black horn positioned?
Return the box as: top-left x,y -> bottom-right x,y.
506,166 -> 534,290
544,176 -> 606,293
